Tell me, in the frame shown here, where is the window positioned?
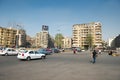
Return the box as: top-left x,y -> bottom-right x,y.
7,49 -> 11,51
29,51 -> 34,54
12,49 -> 15,51
35,51 -> 39,54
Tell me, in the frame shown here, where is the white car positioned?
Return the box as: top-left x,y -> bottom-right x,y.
17,50 -> 46,61
0,48 -> 18,56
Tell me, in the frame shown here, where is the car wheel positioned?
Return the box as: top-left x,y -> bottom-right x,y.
5,53 -> 8,56
26,57 -> 31,61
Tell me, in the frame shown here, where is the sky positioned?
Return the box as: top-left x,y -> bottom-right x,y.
0,0 -> 120,41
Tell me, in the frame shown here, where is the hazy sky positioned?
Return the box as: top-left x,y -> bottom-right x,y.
0,0 -> 120,41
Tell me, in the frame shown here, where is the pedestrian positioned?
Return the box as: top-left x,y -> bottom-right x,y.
73,48 -> 76,54
92,50 -> 98,64
108,50 -> 113,55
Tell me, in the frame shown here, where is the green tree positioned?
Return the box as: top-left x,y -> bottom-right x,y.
48,34 -> 55,48
55,33 -> 64,48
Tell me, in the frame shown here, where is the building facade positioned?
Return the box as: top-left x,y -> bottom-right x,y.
62,37 -> 72,49
0,27 -> 26,47
108,34 -> 120,49
0,27 -> 17,47
35,25 -> 49,48
16,29 -> 26,47
114,34 -> 120,48
108,38 -> 115,47
72,22 -> 102,49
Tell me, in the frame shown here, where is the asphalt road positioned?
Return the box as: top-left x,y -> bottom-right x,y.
0,51 -> 120,80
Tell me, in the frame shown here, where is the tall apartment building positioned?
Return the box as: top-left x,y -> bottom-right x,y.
35,25 -> 49,48
36,33 -> 41,47
35,31 -> 49,48
62,37 -> 72,49
16,29 -> 26,47
0,27 -> 26,47
72,22 -> 102,49
0,27 -> 17,47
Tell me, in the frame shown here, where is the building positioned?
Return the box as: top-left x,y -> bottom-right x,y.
0,27 -> 17,47
108,37 -> 115,47
72,22 -> 102,49
114,34 -> 120,48
35,31 -> 49,48
16,29 -> 26,47
62,37 -> 72,49
108,34 -> 120,49
35,25 -> 49,48
35,33 -> 41,47
0,26 -> 26,47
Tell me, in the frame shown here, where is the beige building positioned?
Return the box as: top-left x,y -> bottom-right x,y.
72,22 -> 102,49
62,37 -> 72,49
16,29 -> 26,47
35,31 -> 49,48
0,27 -> 17,47
0,27 -> 26,47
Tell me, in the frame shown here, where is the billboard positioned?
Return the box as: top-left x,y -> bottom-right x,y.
42,25 -> 49,31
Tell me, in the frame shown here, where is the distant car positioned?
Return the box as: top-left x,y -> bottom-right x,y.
18,48 -> 26,52
38,49 -> 51,55
72,47 -> 81,52
0,48 -> 18,56
81,49 -> 85,52
45,48 -> 52,53
52,48 -> 60,53
17,50 -> 46,61
75,47 -> 81,52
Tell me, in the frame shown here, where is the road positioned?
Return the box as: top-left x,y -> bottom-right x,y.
0,51 -> 120,80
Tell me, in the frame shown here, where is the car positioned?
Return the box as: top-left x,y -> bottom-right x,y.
17,50 -> 46,61
38,49 -> 51,55
52,48 -> 60,53
0,48 -> 18,56
18,48 -> 26,52
45,48 -> 52,53
0,47 -> 5,53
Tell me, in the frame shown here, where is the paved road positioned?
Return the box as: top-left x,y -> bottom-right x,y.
0,51 -> 120,80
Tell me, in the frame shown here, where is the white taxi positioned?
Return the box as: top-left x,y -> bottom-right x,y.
0,48 -> 18,56
17,50 -> 46,61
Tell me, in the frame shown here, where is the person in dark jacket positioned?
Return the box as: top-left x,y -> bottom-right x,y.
92,50 -> 98,63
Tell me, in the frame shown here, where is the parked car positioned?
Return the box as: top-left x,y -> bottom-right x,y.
0,48 -> 18,56
17,50 -> 46,61
52,48 -> 60,53
75,47 -> 81,52
45,48 -> 52,53
18,48 -> 26,52
38,49 -> 51,55
0,47 -> 5,53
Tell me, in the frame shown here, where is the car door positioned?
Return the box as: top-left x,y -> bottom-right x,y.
7,49 -> 12,55
11,49 -> 17,55
35,51 -> 41,59
29,51 -> 36,59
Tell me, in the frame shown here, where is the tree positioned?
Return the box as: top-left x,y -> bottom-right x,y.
48,34 -> 55,48
55,33 -> 64,48
86,34 -> 93,49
